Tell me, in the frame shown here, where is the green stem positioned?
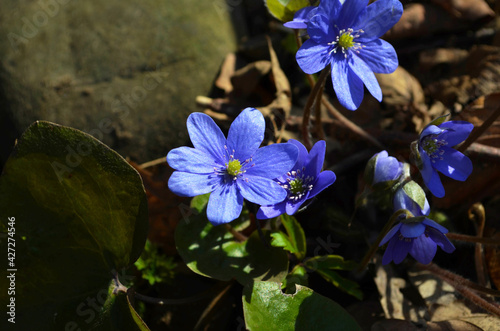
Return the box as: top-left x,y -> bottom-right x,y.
356,209 -> 411,272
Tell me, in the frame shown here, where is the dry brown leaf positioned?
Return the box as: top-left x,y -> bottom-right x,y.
375,66 -> 429,132
130,161 -> 188,255
430,0 -> 495,23
485,232 -> 500,290
427,320 -> 483,331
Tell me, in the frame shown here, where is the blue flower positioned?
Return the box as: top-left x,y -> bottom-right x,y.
379,188 -> 455,265
256,139 -> 336,219
367,150 -> 403,186
295,0 -> 402,110
283,6 -> 318,29
416,121 -> 474,198
167,108 -> 299,225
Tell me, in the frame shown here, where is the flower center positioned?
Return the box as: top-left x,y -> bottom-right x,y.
328,28 -> 364,58
421,136 -> 448,163
338,32 -> 355,49
226,159 -> 242,177
279,167 -> 314,201
289,178 -> 304,194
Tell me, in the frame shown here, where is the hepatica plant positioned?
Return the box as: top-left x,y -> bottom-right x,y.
291,0 -> 403,110
257,139 -> 336,219
167,107 -> 298,225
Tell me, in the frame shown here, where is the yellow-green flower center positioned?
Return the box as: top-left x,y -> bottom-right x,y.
289,178 -> 304,194
338,32 -> 355,50
226,159 -> 242,177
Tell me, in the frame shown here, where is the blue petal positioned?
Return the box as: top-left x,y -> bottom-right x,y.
238,175 -> 287,205
283,6 -> 318,29
305,140 -> 326,178
167,147 -> 219,173
410,235 -> 437,264
308,171 -> 336,199
256,201 -> 286,219
374,151 -> 402,183
307,13 -> 337,44
296,39 -> 332,75
393,236 -> 412,264
393,188 -> 430,217
354,0 -> 403,41
287,139 -> 309,170
227,108 -> 265,161
382,236 -> 397,265
350,54 -> 382,101
357,39 -> 398,74
246,143 -> 298,179
338,0 -> 369,28
285,199 -> 305,215
186,112 -> 227,162
332,57 -> 364,110
317,0 -> 342,22
168,171 -> 218,197
420,148 -> 445,198
428,228 -> 455,253
379,223 -> 402,246
438,121 -> 474,147
207,183 -> 243,225
420,125 -> 443,141
400,222 -> 426,238
422,218 -> 449,234
433,147 -> 473,181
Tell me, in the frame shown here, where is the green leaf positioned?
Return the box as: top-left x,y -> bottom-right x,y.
402,180 -> 427,211
425,113 -> 450,131
282,265 -> 309,294
270,215 -> 307,260
304,255 -> 362,299
134,240 -> 177,286
0,121 -> 149,330
265,0 -> 311,22
243,281 -> 361,331
175,210 -> 289,285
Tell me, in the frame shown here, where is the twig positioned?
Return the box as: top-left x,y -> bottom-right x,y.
417,263 -> 500,316
224,223 -> 248,242
322,98 -> 385,149
194,281 -> 234,331
469,203 -> 487,286
458,104 -> 500,152
446,232 -> 500,246
139,156 -> 167,169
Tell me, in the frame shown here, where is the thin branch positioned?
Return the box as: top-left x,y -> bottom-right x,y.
139,156 -> 167,169
458,104 -> 500,152
446,232 -> 500,246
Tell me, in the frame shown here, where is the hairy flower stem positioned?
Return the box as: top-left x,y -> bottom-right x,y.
445,233 -> 499,246
356,209 -> 411,272
302,67 -> 330,150
417,263 -> 500,316
458,104 -> 500,152
469,203 -> 487,286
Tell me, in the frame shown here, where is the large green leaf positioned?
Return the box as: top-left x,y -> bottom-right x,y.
175,198 -> 289,285
265,0 -> 311,22
0,121 -> 149,330
243,281 -> 361,330
402,180 -> 427,211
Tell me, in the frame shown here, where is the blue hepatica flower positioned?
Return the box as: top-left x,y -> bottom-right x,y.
256,139 -> 336,219
295,0 -> 403,110
167,108 -> 299,225
368,150 -> 403,186
380,188 -> 455,265
283,6 -> 318,29
416,121 -> 474,198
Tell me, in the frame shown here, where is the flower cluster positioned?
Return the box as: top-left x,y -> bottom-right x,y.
413,120 -> 473,198
167,108 -> 335,225
287,0 -> 403,110
379,187 -> 455,265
